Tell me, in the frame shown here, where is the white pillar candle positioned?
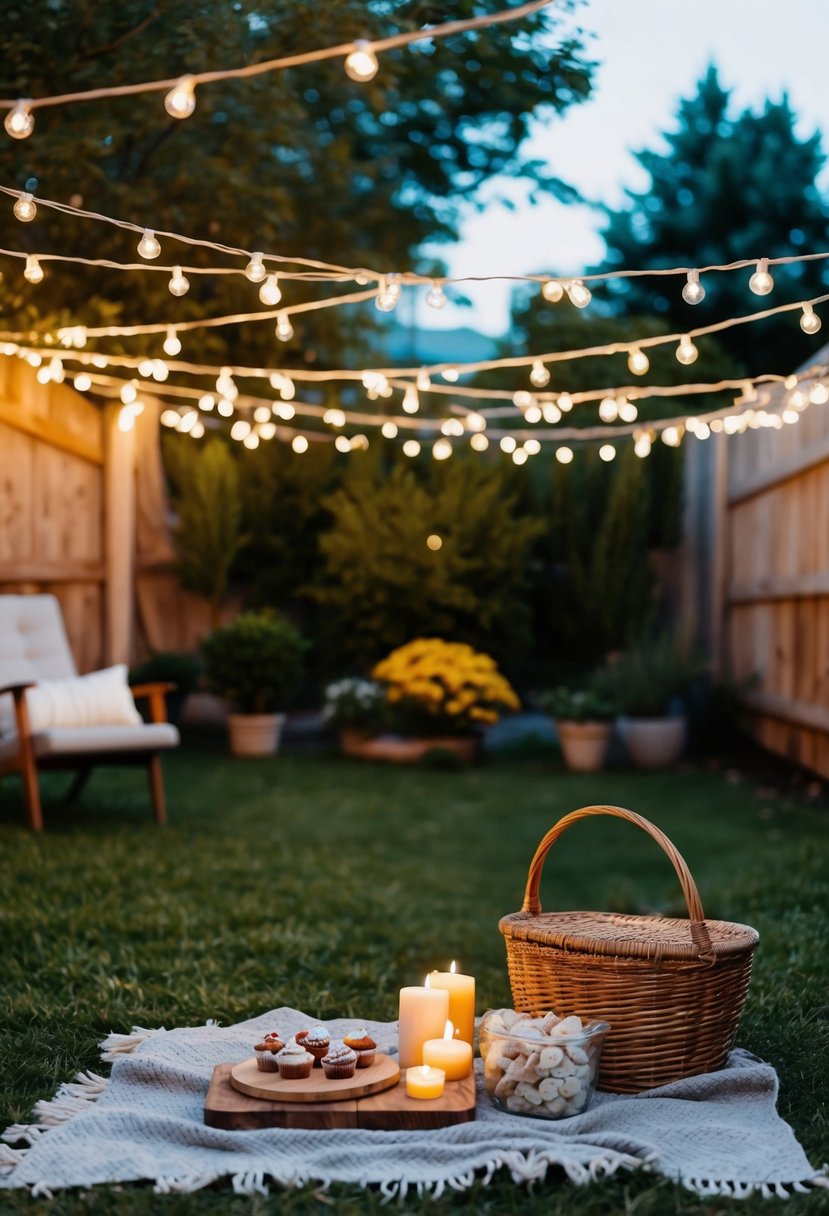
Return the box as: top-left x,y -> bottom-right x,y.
398,979 -> 449,1069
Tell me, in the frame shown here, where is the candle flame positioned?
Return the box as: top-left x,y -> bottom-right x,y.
420,1064 -> 429,1076
443,1020 -> 454,1041
450,960 -> 457,974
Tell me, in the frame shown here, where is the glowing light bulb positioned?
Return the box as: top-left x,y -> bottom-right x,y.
217,399 -> 234,417
230,420 -> 251,441
555,446 -> 574,464
676,335 -> 698,365
5,100 -> 34,140
243,431 -> 260,450
323,408 -> 346,427
441,419 -> 464,437
163,326 -> 181,356
344,40 -> 379,82
152,359 -> 169,382
381,421 -> 398,439
164,75 -> 196,119
809,382 -> 829,405
275,312 -> 294,341
464,412 -> 486,432
416,368 -> 431,392
177,409 -> 198,433
512,448 -> 528,466
801,304 -> 822,335
524,438 -> 541,456
402,385 -> 420,413
634,433 -> 652,458
36,365 -> 51,385
749,258 -> 773,296
120,381 -> 138,404
565,280 -> 591,308
13,192 -> 36,222
259,274 -> 281,306
280,378 -> 295,401
254,406 -> 271,423
599,444 -> 616,462
23,254 -> 44,284
524,405 -> 542,424
216,369 -> 238,399
470,433 -> 489,452
25,351 -> 42,367
627,347 -> 650,376
598,396 -> 618,423
168,266 -> 189,296
245,252 -> 266,283
681,269 -> 705,305
513,390 -> 533,410
335,434 -> 351,453
529,360 -> 550,388
160,409 -> 181,428
432,438 -> 453,460
442,367 -> 459,383
199,394 -> 215,410
118,405 -> 137,433
661,426 -> 682,447
137,228 -> 161,259
557,393 -> 573,413
292,435 -> 309,454
73,372 -> 92,392
425,281 -> 447,310
618,398 -> 638,423
499,436 -> 517,453
542,403 -> 561,424
402,439 -> 421,457
542,280 -> 564,303
374,276 -> 398,312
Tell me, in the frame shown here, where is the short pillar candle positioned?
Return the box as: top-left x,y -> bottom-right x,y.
427,962 -> 475,1047
423,1020 -> 473,1080
398,981 -> 449,1069
406,1064 -> 446,1100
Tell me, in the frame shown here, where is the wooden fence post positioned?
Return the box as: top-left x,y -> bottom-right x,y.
103,403 -> 136,665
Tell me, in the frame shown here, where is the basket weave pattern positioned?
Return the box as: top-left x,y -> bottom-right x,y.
499,806 -> 759,1094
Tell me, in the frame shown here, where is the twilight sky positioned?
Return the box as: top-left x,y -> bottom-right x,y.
415,0 -> 829,336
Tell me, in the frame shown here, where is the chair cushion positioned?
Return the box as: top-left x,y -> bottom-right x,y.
0,722 -> 180,763
0,595 -> 78,735
24,665 -> 142,731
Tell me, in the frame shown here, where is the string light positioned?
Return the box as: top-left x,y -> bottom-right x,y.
375,276 -> 398,312
160,409 -> 181,428
499,436 -> 517,453
402,439 -> 421,457
801,304 -> 822,335
245,253 -> 267,283
512,448 -> 528,465
524,404 -> 542,423
230,419 -> 251,440
661,426 -> 682,447
529,359 -> 550,387
350,433 -> 369,450
676,335 -> 698,365
542,402 -> 561,423
425,280 -> 447,309
120,381 -> 138,404
254,405 -> 271,422
542,280 -> 564,303
259,421 -> 276,439
344,40 -> 379,82
164,75 -> 196,119
627,347 -> 650,376
810,382 -> 829,404
470,433 -> 489,451
557,393 -> 573,412
634,432 -> 652,458
416,368 -> 431,392
137,229 -> 161,259
243,431 -> 260,449
168,265 -> 190,296
292,435 -> 309,453
432,438 -> 453,460
334,434 -> 351,453
513,390 -> 533,410
618,398 -> 638,422
749,258 -> 774,296
381,421 -> 398,438
23,254 -> 44,284
564,280 -> 591,308
73,372 -> 92,392
599,444 -> 616,462
259,274 -> 281,305
441,418 -> 464,437
524,438 -> 541,455
216,368 -> 238,399
217,398 -> 234,417
682,269 -> 705,305
4,100 -> 34,139
402,385 -> 420,413
13,192 -> 36,222
199,394 -> 215,410
555,446 -> 574,464
163,326 -> 181,356
323,407 -> 346,427
442,367 -> 459,382
275,312 -> 294,341
464,411 -> 486,431
598,396 -> 618,423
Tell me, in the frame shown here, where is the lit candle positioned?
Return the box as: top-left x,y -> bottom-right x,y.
406,1064 -> 446,1100
423,1019 -> 473,1080
398,977 -> 449,1069
427,961 -> 476,1047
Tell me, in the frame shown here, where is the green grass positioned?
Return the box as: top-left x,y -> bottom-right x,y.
1,739 -> 827,1215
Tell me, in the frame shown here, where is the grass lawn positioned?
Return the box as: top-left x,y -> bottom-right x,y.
1,737 -> 827,1215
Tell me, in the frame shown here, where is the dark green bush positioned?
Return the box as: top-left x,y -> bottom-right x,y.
202,611 -> 308,714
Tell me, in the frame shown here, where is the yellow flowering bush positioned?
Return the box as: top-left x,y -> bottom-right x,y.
372,639 -> 521,735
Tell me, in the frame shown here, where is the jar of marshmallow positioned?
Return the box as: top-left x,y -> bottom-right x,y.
479,1008 -> 610,1119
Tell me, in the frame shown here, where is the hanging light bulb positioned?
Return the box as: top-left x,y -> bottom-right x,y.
542,280 -> 564,303
120,381 -> 138,404
152,359 -> 169,382
599,444 -> 616,462
164,75 -> 196,119
402,439 -> 421,458
464,412 -> 486,432
809,382 -> 829,405
555,446 -> 574,464
216,368 -> 238,400
499,436 -> 517,453
564,280 -> 591,308
280,376 -> 295,401
801,304 -> 822,335
4,100 -> 34,140
168,265 -> 190,296
381,421 -> 398,439
681,269 -> 705,305
24,351 -> 42,367
529,360 -> 550,388
524,405 -> 542,424
160,409 -> 182,428
230,420 -> 251,441
374,276 -> 398,312
137,228 -> 161,259
542,403 -> 561,424
259,422 -> 277,440
513,390 -> 533,410
512,448 -> 528,466
163,326 -> 181,356
749,258 -> 774,296
441,418 -> 464,437
254,405 -> 271,423
598,396 -> 618,423
425,280 -> 447,310
13,192 -> 36,222
633,432 -> 652,458
199,394 -> 215,410
245,252 -> 267,283
292,435 -> 309,454
618,398 -> 638,423
47,356 -> 64,384
344,40 -> 379,82
274,401 -> 294,419
275,312 -> 294,341
178,410 -> 199,433
557,392 -> 573,413
470,433 -> 489,452
627,347 -> 650,376
334,434 -> 351,453
524,438 -> 541,456
661,426 -> 683,447
432,438 -> 453,460
243,431 -> 260,450
259,274 -> 281,306
402,385 -> 420,414
676,335 -> 698,365
323,408 -> 346,427
73,372 -> 92,392
416,367 -> 431,392
217,399 -> 234,417
23,254 -> 44,284
442,367 -> 459,382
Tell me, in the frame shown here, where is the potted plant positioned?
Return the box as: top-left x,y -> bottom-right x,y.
201,610 -> 308,756
607,635 -> 702,768
322,678 -> 387,756
537,682 -> 618,773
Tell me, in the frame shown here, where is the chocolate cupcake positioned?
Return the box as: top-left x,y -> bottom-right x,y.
276,1042 -> 314,1080
254,1031 -> 284,1071
298,1025 -> 330,1068
343,1027 -> 377,1069
321,1041 -> 358,1080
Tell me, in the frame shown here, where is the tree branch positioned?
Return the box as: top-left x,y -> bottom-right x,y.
82,6 -> 161,62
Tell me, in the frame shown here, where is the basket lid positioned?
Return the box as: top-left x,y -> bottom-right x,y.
499,909 -> 759,961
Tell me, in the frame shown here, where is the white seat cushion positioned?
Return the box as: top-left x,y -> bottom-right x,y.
0,595 -> 78,735
0,723 -> 180,764
25,665 -> 142,731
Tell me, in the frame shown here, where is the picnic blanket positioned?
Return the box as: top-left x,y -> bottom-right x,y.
2,1007 -> 826,1200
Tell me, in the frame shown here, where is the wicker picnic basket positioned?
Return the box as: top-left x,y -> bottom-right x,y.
498,805 -> 759,1094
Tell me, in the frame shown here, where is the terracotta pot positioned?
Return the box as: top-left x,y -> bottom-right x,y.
340,731 -> 477,763
227,712 -> 285,757
554,719 -> 613,773
619,715 -> 686,768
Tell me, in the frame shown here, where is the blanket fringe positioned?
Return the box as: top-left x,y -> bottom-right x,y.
99,1026 -> 159,1062
683,1171 -> 829,1200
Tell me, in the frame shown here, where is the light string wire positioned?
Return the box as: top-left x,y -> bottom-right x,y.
0,1 -> 556,114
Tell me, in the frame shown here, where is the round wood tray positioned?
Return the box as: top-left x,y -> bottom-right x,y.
230,1053 -> 400,1104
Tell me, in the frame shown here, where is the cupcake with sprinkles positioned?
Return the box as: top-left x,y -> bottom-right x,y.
297,1025 -> 330,1068
343,1027 -> 377,1069
254,1031 -> 284,1072
321,1040 -> 358,1080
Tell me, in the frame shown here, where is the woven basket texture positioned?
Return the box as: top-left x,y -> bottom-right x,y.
499,805 -> 759,1094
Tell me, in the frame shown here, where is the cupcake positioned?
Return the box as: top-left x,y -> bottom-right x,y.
254,1031 -> 284,1072
343,1027 -> 377,1069
297,1025 -> 330,1068
321,1041 -> 358,1080
276,1041 -> 314,1080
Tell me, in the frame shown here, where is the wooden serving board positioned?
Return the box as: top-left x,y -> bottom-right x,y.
206,1063 -> 477,1130
230,1054 -> 400,1103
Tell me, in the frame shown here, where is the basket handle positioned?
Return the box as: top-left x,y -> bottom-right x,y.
521,805 -> 714,959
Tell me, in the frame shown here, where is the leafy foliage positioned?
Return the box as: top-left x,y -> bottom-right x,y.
536,682 -> 618,723
604,632 -> 704,718
313,454 -> 544,668
202,609 -> 308,713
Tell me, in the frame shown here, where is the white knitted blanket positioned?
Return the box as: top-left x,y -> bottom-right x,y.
1,1007 -> 826,1201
